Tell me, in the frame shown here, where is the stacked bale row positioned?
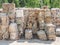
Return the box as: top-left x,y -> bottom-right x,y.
51,8 -> 60,36
2,3 -> 19,40
0,13 -> 9,40
45,9 -> 56,40
24,9 -> 39,39
0,3 -> 56,41
37,8 -> 56,41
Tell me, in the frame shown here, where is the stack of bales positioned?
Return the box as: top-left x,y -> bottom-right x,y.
37,8 -> 56,40
16,9 -> 24,36
51,8 -> 60,36
45,24 -> 56,40
9,23 -> 19,40
2,3 -> 15,23
44,9 -> 56,40
37,9 -> 47,40
0,13 -> 9,40
2,3 -> 19,40
38,9 -> 45,30
24,9 -> 38,39
1,3 -> 56,41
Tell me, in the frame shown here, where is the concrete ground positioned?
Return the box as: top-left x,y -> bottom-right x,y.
0,37 -> 60,45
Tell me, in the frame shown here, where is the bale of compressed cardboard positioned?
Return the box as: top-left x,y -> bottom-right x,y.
1,25 -> 9,40
9,23 -> 18,33
16,10 -> 24,24
9,23 -> 19,40
2,3 -> 15,19
37,30 -> 47,40
45,24 -> 56,40
0,13 -> 9,26
25,29 -> 33,39
55,17 -> 60,26
45,16 -> 53,24
51,8 -> 60,25
45,9 -> 51,17
10,32 -> 19,40
51,8 -> 57,17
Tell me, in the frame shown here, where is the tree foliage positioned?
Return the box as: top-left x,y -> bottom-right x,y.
0,0 -> 60,8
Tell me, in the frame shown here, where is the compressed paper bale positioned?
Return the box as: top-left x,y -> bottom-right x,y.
45,9 -> 51,17
56,28 -> 60,36
45,24 -> 56,33
55,17 -> 60,26
44,9 -> 52,24
10,32 -> 19,40
51,8 -> 57,24
16,9 -> 24,17
25,29 -> 33,39
1,25 -> 9,40
45,24 -> 56,40
24,9 -> 33,22
2,3 -> 15,13
37,30 -> 47,40
28,10 -> 38,21
45,16 -> 52,23
38,9 -> 45,17
2,3 -> 15,19
2,3 -> 9,13
9,23 -> 19,40
56,11 -> 60,18
51,8 -> 57,17
0,13 -> 9,26
47,34 -> 56,40
16,10 -> 24,24
3,30 -> 9,40
51,8 -> 60,17
55,8 -> 60,17
8,4 -> 15,19
9,23 -> 18,33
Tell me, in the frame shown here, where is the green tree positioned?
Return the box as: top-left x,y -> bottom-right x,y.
19,0 -> 26,7
14,0 -> 20,7
25,0 -> 40,8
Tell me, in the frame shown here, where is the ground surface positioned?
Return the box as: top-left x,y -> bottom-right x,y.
0,37 -> 60,45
